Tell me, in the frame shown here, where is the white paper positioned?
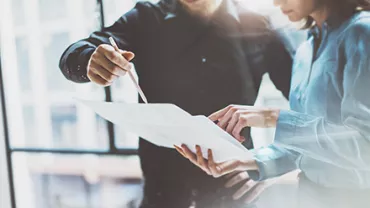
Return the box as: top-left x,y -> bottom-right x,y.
77,99 -> 253,162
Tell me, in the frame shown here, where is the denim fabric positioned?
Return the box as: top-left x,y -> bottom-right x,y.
248,11 -> 370,189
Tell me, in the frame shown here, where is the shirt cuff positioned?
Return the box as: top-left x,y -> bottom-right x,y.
247,145 -> 299,181
66,46 -> 95,83
274,109 -> 299,144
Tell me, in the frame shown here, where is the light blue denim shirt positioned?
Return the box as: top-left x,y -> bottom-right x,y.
248,11 -> 370,189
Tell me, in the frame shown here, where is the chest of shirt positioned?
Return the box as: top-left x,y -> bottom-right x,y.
290,33 -> 344,118
135,20 -> 262,97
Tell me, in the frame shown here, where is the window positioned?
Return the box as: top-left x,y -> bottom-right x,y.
1,0 -> 143,207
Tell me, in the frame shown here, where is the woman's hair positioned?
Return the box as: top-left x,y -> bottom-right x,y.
303,0 -> 370,28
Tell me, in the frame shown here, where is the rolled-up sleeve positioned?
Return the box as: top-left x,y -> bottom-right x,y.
247,111 -> 301,181
59,2 -> 145,83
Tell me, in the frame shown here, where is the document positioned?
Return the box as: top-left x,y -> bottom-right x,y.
78,99 -> 253,162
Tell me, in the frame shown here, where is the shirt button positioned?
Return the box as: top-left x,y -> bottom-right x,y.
201,57 -> 207,63
191,189 -> 198,196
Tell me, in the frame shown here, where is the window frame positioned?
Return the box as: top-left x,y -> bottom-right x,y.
0,1 -> 139,207
0,50 -> 14,208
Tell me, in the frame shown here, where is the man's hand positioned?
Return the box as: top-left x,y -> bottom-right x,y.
87,44 -> 135,86
225,172 -> 275,204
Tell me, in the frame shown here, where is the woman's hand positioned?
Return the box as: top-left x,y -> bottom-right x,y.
174,144 -> 258,178
209,105 -> 280,142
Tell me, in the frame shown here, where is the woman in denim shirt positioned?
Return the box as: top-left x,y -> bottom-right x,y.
176,0 -> 370,207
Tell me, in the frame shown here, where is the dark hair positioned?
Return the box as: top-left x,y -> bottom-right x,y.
303,0 -> 370,28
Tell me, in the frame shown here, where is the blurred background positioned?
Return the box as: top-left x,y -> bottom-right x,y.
0,0 -> 306,207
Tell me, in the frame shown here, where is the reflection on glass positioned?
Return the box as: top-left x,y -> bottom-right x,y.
12,153 -> 143,208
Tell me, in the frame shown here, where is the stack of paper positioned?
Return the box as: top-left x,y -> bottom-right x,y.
78,99 -> 252,163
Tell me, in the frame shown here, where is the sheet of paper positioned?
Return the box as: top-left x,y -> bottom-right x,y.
77,99 -> 253,162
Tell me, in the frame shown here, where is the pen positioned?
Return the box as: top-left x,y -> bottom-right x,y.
109,37 -> 148,104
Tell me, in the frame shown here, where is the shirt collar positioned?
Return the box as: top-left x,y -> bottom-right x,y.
308,10 -> 355,39
223,0 -> 240,23
164,0 -> 240,23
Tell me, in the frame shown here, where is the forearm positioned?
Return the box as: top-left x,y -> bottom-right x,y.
59,4 -> 142,84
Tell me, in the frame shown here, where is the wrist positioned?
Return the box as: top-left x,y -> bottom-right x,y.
266,108 -> 280,127
239,159 -> 259,171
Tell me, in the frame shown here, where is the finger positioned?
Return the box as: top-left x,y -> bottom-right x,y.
233,180 -> 258,200
121,50 -> 135,61
226,112 -> 239,135
225,172 -> 249,188
232,119 -> 248,143
225,171 -> 240,179
207,149 -> 220,177
218,108 -> 237,129
181,144 -> 197,163
208,106 -> 231,121
87,72 -> 112,86
196,145 -> 211,174
90,62 -> 119,83
174,145 -> 186,158
244,182 -> 265,204
98,45 -> 132,71
217,160 -> 242,176
94,53 -> 126,76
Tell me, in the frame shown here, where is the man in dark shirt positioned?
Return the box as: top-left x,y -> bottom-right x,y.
59,0 -> 292,207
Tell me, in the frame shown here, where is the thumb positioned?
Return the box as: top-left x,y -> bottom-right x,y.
120,50 -> 135,61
